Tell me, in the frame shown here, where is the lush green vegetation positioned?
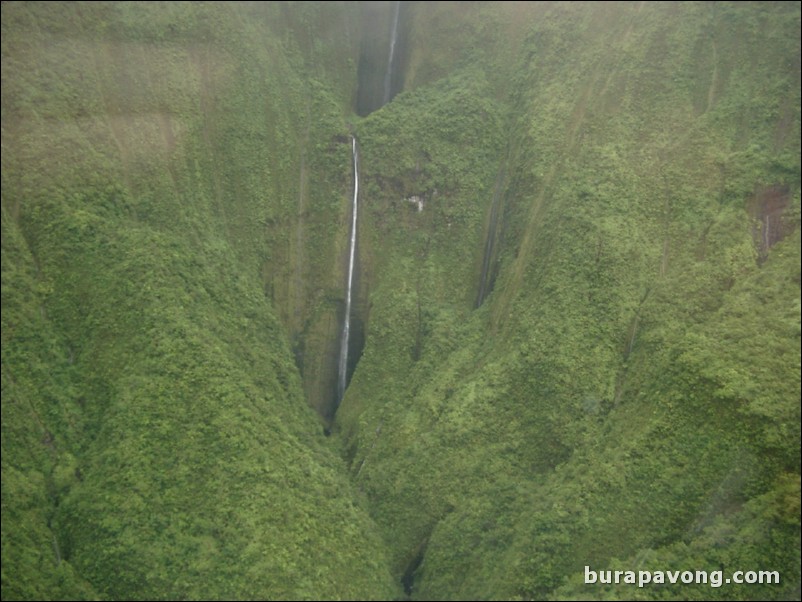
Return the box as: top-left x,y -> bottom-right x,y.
2,2 -> 394,599
339,2 -> 800,599
2,2 -> 799,600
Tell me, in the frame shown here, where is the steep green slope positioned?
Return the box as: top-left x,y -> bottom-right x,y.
2,2 -> 396,599
337,2 -> 800,599
2,1 -> 800,601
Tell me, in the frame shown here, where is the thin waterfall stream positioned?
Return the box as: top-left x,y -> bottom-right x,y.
335,2 -> 404,413
336,136 -> 360,408
356,0 -> 406,115
383,0 -> 401,105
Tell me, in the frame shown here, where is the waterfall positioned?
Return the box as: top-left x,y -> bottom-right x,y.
337,137 -> 360,406
356,0 -> 405,116
383,0 -> 401,105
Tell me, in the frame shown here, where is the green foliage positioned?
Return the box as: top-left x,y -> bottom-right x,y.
2,1 -> 396,599
338,2 -> 800,600
2,211 -> 100,601
2,1 -> 800,601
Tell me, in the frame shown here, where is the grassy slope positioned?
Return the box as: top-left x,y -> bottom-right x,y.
1,2 -> 396,599
338,2 -> 800,599
2,1 -> 800,600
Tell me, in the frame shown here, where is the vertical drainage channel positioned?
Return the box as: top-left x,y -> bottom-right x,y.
383,0 -> 401,106
356,1 -> 407,116
475,168 -> 505,308
336,136 -> 360,410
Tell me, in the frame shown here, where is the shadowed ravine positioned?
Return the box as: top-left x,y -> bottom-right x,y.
383,1 -> 401,106
1,2 -> 799,601
333,3 -> 406,415
356,1 -> 408,116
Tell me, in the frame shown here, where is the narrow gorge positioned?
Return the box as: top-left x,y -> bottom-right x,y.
1,2 -> 799,601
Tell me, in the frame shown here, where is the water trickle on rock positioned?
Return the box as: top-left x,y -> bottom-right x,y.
336,137 -> 360,408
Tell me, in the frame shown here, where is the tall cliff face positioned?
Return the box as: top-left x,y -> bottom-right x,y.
340,2 -> 801,599
2,2 -> 800,600
1,3 -> 395,599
